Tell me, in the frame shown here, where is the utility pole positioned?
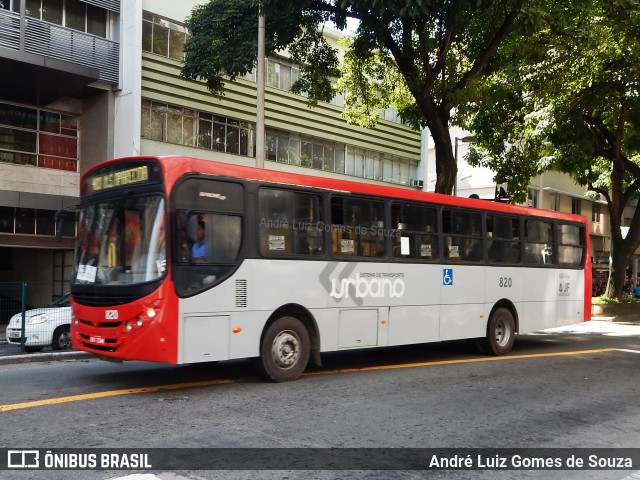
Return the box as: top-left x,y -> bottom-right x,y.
255,7 -> 266,168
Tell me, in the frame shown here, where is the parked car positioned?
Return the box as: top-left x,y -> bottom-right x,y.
5,293 -> 71,353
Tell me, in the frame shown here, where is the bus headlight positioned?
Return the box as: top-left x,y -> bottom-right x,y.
125,321 -> 133,332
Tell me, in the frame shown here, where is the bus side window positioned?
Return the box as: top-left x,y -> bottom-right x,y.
258,189 -> 293,255
292,192 -> 323,255
391,203 -> 438,261
443,209 -> 482,262
486,216 -> 521,264
524,220 -> 555,265
331,196 -> 385,258
258,188 -> 324,256
558,223 -> 584,267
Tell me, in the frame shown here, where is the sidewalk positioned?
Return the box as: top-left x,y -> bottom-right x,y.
0,341 -> 92,365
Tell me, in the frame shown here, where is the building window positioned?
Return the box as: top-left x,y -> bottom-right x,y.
24,0 -> 108,37
253,57 -> 348,110
266,129 -> 416,186
527,189 -> 538,208
1,0 -> 19,12
572,198 -> 582,215
141,100 -> 253,156
266,59 -> 300,91
0,207 -> 72,236
549,193 -> 560,211
142,99 -> 416,186
142,11 -> 188,61
0,102 -> 78,171
592,203 -> 602,223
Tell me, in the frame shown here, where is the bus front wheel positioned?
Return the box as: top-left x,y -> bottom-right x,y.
257,316 -> 310,382
477,307 -> 515,356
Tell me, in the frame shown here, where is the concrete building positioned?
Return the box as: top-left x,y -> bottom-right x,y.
0,0 -> 422,303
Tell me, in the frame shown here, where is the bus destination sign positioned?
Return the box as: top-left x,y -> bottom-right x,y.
90,166 -> 148,192
82,161 -> 166,195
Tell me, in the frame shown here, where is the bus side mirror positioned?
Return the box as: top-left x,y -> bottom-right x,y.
55,207 -> 79,242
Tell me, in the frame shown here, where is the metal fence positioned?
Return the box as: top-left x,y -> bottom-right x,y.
0,282 -> 72,357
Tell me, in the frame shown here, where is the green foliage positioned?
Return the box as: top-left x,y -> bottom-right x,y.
461,0 -> 640,298
182,0 -> 339,103
462,0 -> 640,204
182,0 -> 540,194
335,37 -> 417,128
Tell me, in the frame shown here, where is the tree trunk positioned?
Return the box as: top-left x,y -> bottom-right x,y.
422,102 -> 456,195
606,236 -> 632,300
431,132 -> 457,195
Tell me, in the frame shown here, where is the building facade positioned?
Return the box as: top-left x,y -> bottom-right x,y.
0,0 -> 422,304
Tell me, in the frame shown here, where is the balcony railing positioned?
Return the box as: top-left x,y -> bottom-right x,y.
0,9 -> 119,85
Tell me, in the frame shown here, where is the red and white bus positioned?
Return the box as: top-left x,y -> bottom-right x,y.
69,156 -> 591,381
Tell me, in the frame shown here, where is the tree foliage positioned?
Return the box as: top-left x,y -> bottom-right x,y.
181,0 -> 539,194
181,0 -> 340,104
462,0 -> 640,298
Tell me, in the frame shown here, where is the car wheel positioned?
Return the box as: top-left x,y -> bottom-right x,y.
52,325 -> 72,350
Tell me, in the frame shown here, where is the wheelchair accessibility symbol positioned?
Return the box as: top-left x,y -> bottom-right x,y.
443,268 -> 453,286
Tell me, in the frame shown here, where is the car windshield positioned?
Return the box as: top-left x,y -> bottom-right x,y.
48,293 -> 70,308
73,195 -> 166,286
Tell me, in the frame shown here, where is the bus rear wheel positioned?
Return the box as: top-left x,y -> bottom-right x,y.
257,316 -> 310,382
478,307 -> 515,356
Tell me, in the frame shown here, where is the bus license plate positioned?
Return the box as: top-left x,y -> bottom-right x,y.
90,336 -> 106,344
9,331 -> 20,339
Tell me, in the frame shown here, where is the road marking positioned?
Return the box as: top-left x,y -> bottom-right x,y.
618,349 -> 640,354
0,348 -> 621,412
0,379 -> 241,413
304,347 -> 619,376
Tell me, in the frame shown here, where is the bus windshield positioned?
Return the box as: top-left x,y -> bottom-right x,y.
73,195 -> 166,286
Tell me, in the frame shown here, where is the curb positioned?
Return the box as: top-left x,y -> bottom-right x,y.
590,316 -> 616,322
0,350 -> 93,365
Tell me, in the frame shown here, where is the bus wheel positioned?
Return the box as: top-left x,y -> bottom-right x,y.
479,307 -> 515,356
258,316 -> 310,382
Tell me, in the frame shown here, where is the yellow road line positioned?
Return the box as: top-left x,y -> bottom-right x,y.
303,347 -> 619,376
0,379 -> 241,413
0,348 -> 619,412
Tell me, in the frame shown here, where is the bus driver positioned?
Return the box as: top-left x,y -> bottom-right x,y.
192,220 -> 207,262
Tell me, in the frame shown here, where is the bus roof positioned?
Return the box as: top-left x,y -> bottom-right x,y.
89,155 -> 588,225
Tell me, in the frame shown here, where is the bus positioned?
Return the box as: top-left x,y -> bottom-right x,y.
68,155 -> 591,382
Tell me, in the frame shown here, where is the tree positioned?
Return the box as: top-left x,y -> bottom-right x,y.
462,0 -> 640,299
181,0 -> 539,194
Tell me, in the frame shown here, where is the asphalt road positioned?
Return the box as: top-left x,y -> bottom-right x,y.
1,320 -> 640,480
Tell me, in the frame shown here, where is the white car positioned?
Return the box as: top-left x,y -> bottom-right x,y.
5,293 -> 72,353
